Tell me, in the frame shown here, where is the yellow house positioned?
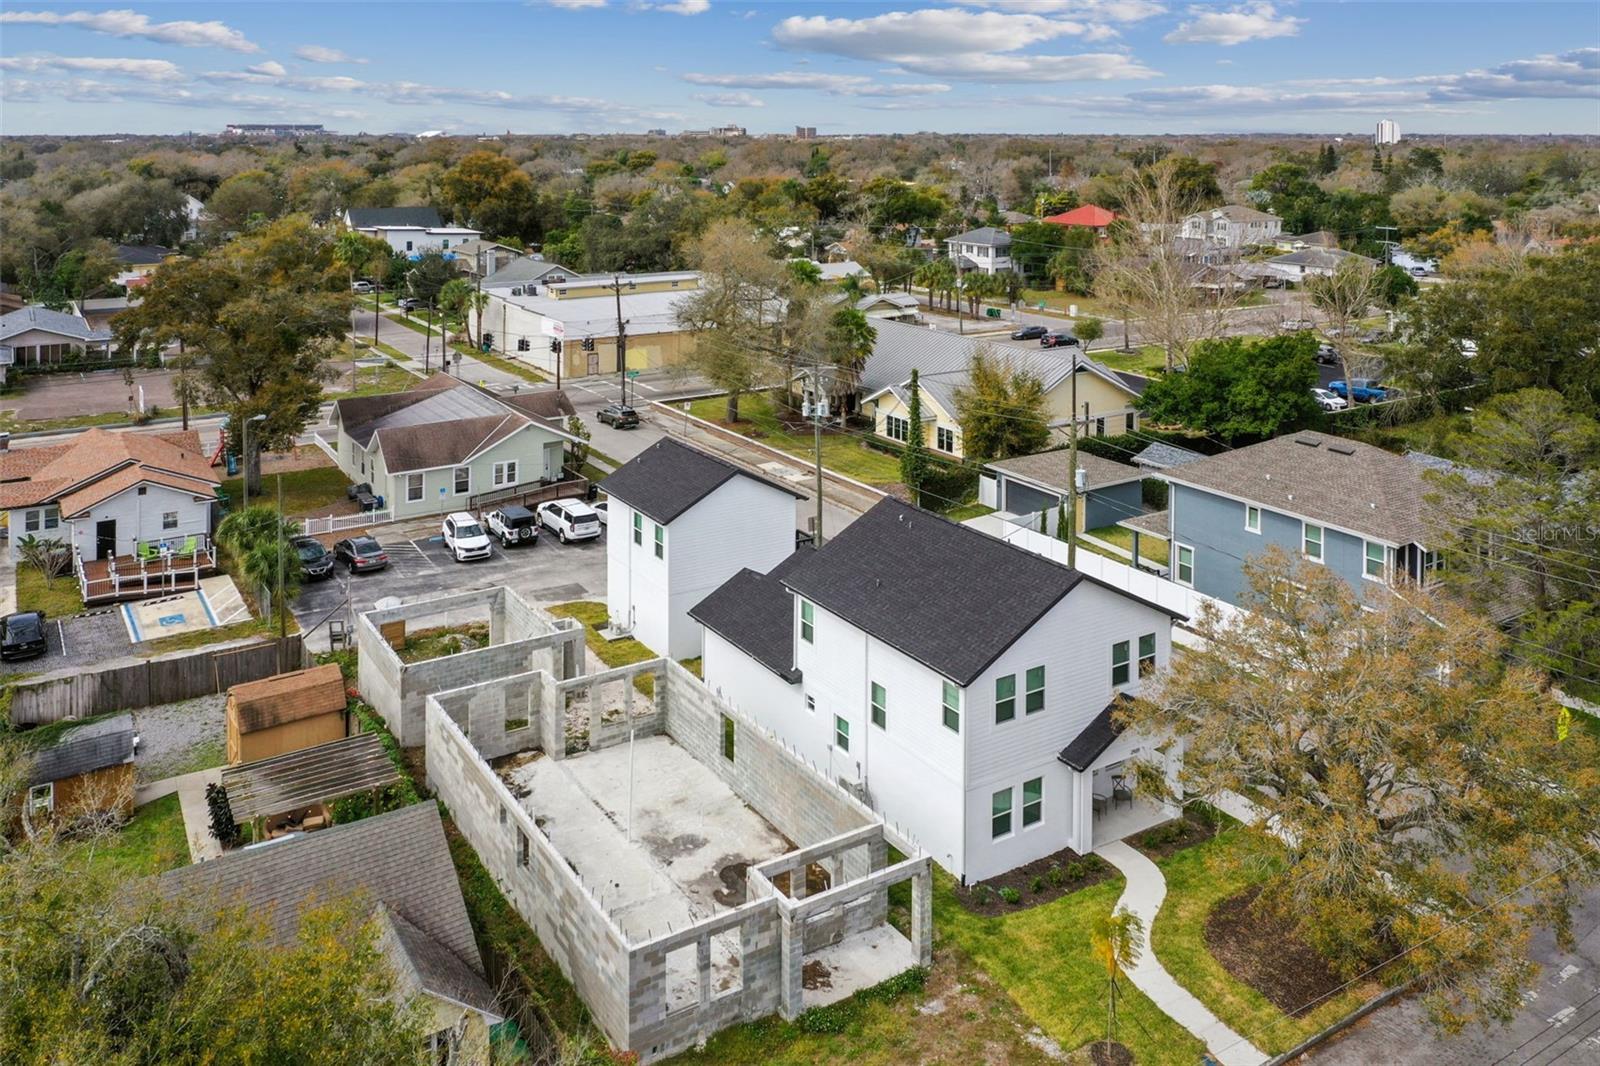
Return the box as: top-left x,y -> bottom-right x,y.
860,320 -> 1144,461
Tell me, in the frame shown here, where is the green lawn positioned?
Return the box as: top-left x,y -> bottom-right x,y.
1087,524 -> 1169,567
944,502 -> 995,522
221,464 -> 350,518
1090,345 -> 1168,376
333,363 -> 420,398
936,872 -> 1206,1062
83,794 -> 190,877
547,600 -> 660,695
687,392 -> 903,487
15,564 -> 85,617
1152,831 -> 1380,1056
1019,289 -> 1117,318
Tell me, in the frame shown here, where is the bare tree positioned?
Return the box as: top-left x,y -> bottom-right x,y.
1306,260 -> 1381,388
1092,159 -> 1245,371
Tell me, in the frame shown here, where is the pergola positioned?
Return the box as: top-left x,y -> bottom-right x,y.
220,733 -> 402,834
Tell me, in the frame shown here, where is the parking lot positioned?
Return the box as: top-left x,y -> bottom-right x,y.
290,517 -> 609,650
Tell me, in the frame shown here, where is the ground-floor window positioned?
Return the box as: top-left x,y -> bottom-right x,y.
406,473 -> 424,502
991,787 -> 1013,838
493,460 -> 518,487
1022,777 -> 1043,827
884,414 -> 909,443
936,425 -> 955,452
27,783 -> 52,816
22,507 -> 60,534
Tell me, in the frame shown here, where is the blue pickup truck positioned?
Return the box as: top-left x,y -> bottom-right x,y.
1328,378 -> 1390,403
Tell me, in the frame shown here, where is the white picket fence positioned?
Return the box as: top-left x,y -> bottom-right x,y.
300,509 -> 392,536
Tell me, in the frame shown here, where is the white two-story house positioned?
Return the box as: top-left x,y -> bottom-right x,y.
343,207 -> 482,258
604,438 -> 803,660
691,497 -> 1183,884
944,227 -> 1013,276
1179,205 -> 1282,252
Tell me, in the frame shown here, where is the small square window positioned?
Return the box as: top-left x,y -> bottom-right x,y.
1022,777 -> 1042,827
1138,633 -> 1157,677
800,600 -> 814,644
991,787 -> 1013,839
1025,666 -> 1045,714
834,715 -> 849,752
941,680 -> 960,733
1112,641 -> 1131,687
870,682 -> 887,729
162,511 -> 178,531
721,714 -> 736,761
1245,505 -> 1260,533
994,674 -> 1016,724
1304,523 -> 1324,562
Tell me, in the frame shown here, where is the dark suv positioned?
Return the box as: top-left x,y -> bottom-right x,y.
294,536 -> 335,581
598,403 -> 640,429
1011,325 -> 1048,341
1040,333 -> 1081,349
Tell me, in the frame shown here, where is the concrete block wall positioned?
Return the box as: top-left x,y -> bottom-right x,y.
425,701 -> 634,1047
432,671 -> 547,762
562,663 -> 665,754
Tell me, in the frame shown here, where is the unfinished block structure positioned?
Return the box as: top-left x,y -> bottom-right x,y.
356,587 -> 584,748
425,655 -> 933,1063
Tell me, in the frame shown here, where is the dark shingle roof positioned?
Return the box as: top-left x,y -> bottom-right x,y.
946,226 -> 1012,248
114,244 -> 173,265
28,713 -> 136,785
690,551 -> 811,682
1057,695 -> 1132,771
346,207 -> 443,229
158,803 -> 483,977
782,498 -> 1086,686
379,905 -> 502,1020
603,438 -> 803,526
1162,431 -> 1433,546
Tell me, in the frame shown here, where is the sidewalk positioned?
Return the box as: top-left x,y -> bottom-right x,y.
1096,840 -> 1267,1066
137,767 -> 224,862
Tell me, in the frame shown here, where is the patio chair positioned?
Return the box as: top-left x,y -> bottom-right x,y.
1111,774 -> 1133,810
178,535 -> 198,557
136,542 -> 160,562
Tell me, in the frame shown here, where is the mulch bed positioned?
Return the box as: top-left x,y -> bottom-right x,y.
1128,809 -> 1222,861
952,846 -> 1117,916
1204,884 -> 1344,1016
1088,1040 -> 1133,1066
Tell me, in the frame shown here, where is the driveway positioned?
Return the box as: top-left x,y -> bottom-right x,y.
1307,886 -> 1600,1064
290,517 -> 609,650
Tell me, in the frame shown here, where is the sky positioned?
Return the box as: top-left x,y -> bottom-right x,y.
0,2 -> 1596,136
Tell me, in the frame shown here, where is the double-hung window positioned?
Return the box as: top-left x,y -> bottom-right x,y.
1025,666 -> 1045,714
632,512 -> 643,545
991,787 -> 1013,838
994,674 -> 1016,723
884,414 -> 909,442
834,715 -> 850,752
941,680 -> 960,733
799,600 -> 814,643
1112,640 -> 1131,687
870,682 -> 887,729
1138,633 -> 1157,677
1022,777 -> 1043,827
1175,544 -> 1194,586
406,473 -> 424,502
1303,523 -> 1324,563
493,460 -> 518,487
453,467 -> 470,495
1364,540 -> 1387,580
653,523 -> 665,560
1245,505 -> 1261,534
936,425 -> 955,452
162,511 -> 178,530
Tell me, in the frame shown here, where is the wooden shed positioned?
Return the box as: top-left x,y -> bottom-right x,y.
20,713 -> 138,828
226,663 -> 348,765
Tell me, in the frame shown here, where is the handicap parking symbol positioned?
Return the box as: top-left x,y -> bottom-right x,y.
157,613 -> 187,628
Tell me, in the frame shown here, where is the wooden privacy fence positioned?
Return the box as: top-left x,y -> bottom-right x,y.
7,635 -> 308,727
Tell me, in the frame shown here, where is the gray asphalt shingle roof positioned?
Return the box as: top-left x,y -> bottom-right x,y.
986,449 -> 1144,494
602,438 -> 803,526
689,551 -> 811,682
159,803 -> 487,987
0,305 -> 113,344
1057,695 -> 1132,771
946,226 -> 1012,248
1132,441 -> 1207,470
346,207 -> 443,229
380,906 -> 502,1021
481,258 -> 585,287
1162,431 -> 1434,545
28,714 -> 136,786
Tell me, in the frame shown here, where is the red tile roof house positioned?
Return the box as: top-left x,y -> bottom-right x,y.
0,428 -> 221,602
1042,204 -> 1120,234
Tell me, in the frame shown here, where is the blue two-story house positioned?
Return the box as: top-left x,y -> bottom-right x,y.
1150,432 -> 1442,607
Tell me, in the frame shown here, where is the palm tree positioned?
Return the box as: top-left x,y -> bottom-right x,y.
1091,907 -> 1145,1056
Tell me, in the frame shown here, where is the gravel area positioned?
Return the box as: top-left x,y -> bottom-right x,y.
131,693 -> 227,785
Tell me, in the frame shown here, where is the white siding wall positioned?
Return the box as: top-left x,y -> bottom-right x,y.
606,498 -> 670,656
65,483 -> 211,559
961,583 -> 1173,880
664,478 -> 796,660
700,629 -> 808,749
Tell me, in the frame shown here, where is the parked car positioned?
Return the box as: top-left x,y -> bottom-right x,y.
484,505 -> 540,547
537,500 -> 602,543
593,500 -> 609,526
597,403 -> 640,429
0,611 -> 48,661
1280,318 -> 1315,331
1409,266 -> 1429,277
293,536 -> 335,581
1310,387 -> 1348,412
396,297 -> 421,312
351,280 -> 375,294
1011,325 -> 1048,341
1458,339 -> 1479,358
442,512 -> 492,562
333,535 -> 390,573
1328,379 -> 1390,403
1314,344 -> 1341,366
1040,333 -> 1080,349
1358,329 -> 1388,344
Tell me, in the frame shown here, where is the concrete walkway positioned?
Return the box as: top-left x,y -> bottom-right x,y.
0,552 -> 15,617
137,767 -> 223,863
1095,840 -> 1267,1066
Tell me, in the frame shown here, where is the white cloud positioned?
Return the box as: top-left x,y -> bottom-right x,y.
691,91 -> 763,107
770,8 -> 1158,81
1164,3 -> 1303,46
960,0 -> 1165,19
294,45 -> 367,64
246,60 -> 287,77
544,0 -> 607,7
655,0 -> 710,12
683,71 -> 950,96
0,54 -> 183,82
0,9 -> 258,52
1286,48 -> 1600,101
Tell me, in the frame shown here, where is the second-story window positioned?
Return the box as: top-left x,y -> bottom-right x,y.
995,674 -> 1016,723
632,512 -> 642,545
800,600 -> 814,644
1025,666 -> 1045,714
936,426 -> 955,452
1139,634 -> 1157,677
1175,544 -> 1195,586
870,682 -> 886,729
942,680 -> 960,733
1304,523 -> 1324,562
1245,505 -> 1261,533
1365,540 -> 1387,580
1112,640 -> 1131,687
654,523 -> 665,560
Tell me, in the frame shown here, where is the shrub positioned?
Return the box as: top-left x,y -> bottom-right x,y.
1030,875 -> 1046,894
998,886 -> 1021,905
1066,861 -> 1087,880
1047,865 -> 1065,888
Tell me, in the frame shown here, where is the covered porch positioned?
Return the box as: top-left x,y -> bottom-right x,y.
1059,695 -> 1182,851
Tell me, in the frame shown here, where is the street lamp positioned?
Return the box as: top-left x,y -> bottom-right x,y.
241,413 -> 267,511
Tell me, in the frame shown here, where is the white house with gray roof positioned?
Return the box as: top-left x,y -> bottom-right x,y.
1179,205 -> 1282,250
692,497 -> 1184,882
343,207 -> 481,257
945,226 -> 1013,274
603,438 -> 802,659
0,304 -> 114,373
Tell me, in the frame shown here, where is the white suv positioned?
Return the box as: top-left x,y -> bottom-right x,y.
536,500 -> 602,543
442,511 -> 492,562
